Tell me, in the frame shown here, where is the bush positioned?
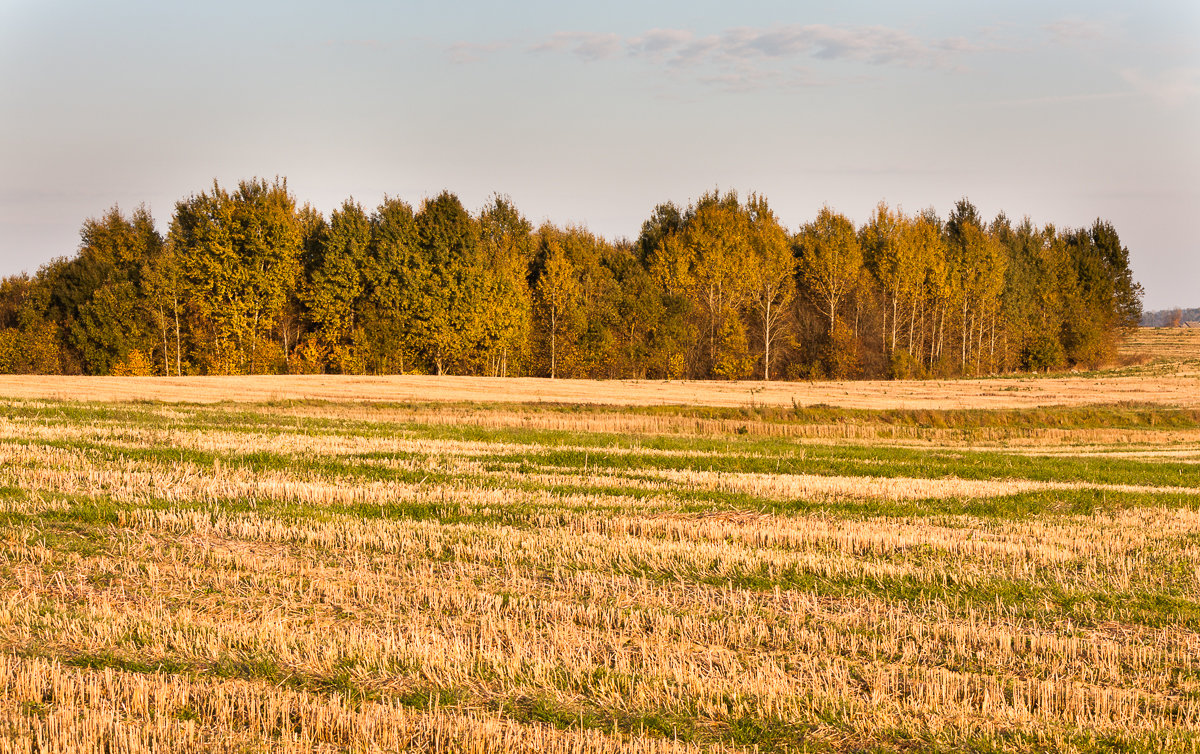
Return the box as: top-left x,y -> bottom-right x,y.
111,349 -> 154,376
290,339 -> 327,374
887,349 -> 927,380
821,320 -> 860,379
1021,333 -> 1066,372
712,320 -> 753,380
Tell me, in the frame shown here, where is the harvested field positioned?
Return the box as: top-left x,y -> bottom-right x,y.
1,367 -> 1199,409
1,380 -> 1199,751
5,328 -> 1192,413
1121,326 -> 1200,365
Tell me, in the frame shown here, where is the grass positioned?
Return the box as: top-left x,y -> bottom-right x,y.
1,392 -> 1198,752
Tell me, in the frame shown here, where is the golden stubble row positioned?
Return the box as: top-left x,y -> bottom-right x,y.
7,403 -> 1200,461
2,489 -> 1198,736
3,436 -> 1198,597
279,403 -> 1200,448
4,434 -> 1198,529
507,463 -> 1200,502
3,525 -> 1195,696
109,499 -> 1200,599
3,369 -> 1200,409
0,655 -> 720,754
4,537 -> 1195,744
3,400 -> 1200,751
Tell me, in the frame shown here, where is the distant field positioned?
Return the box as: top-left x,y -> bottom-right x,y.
1121,326 -> 1200,364
2,331 -> 1199,752
0,329 -> 1195,411
0,369 -> 1197,410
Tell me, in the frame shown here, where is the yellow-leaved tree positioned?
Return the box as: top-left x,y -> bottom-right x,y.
534,229 -> 582,379
745,194 -> 794,381
797,206 -> 863,331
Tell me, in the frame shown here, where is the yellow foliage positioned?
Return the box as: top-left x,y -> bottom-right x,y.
291,339 -> 327,374
110,349 -> 154,376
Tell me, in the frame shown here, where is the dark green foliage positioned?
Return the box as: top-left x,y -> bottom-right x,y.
411,192 -> 487,374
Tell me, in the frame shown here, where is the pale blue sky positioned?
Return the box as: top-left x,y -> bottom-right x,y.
1,0 -> 1197,308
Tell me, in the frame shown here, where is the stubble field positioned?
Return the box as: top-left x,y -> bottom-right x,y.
1,329 -> 1199,752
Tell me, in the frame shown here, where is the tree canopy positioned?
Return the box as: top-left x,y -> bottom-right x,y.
0,181 -> 1142,380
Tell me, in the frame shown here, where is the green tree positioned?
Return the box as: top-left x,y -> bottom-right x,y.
412,191 -> 484,374
305,199 -> 371,371
171,178 -> 302,374
606,245 -> 664,379
72,280 -> 149,375
635,202 -> 685,263
1059,221 -> 1142,367
0,274 -> 63,374
1089,219 -> 1143,329
360,197 -> 420,373
43,205 -> 163,374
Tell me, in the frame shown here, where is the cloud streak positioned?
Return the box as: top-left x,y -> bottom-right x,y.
1120,67 -> 1200,106
530,31 -> 623,62
1043,17 -> 1112,45
491,23 -> 982,92
523,24 -> 971,70
448,41 -> 510,64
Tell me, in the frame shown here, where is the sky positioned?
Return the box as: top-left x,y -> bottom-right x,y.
1,0 -> 1197,309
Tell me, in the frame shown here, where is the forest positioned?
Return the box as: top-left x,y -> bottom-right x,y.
0,178 -> 1142,380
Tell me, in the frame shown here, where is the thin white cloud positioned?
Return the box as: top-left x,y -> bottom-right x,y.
530,31 -> 622,61
463,23 -> 979,92
697,65 -> 831,94
1121,67 -> 1200,106
630,24 -> 964,69
1043,17 -> 1112,45
520,23 -> 970,70
760,25 -> 931,65
448,41 -> 509,64
935,37 -> 976,54
973,91 -> 1132,108
627,28 -> 694,59
323,38 -> 388,51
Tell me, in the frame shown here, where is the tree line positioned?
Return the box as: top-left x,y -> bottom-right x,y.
1142,308 -> 1200,327
0,178 -> 1142,380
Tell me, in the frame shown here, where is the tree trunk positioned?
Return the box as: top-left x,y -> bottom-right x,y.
989,311 -> 997,366
173,298 -> 182,377
938,304 -> 946,363
976,315 -> 983,375
158,303 -> 169,376
250,309 -> 260,374
908,298 -> 917,355
550,310 -> 557,380
763,298 -> 771,382
891,293 -> 899,353
961,299 -> 969,372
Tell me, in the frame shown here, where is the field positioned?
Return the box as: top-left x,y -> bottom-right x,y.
1,329 -> 1199,752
